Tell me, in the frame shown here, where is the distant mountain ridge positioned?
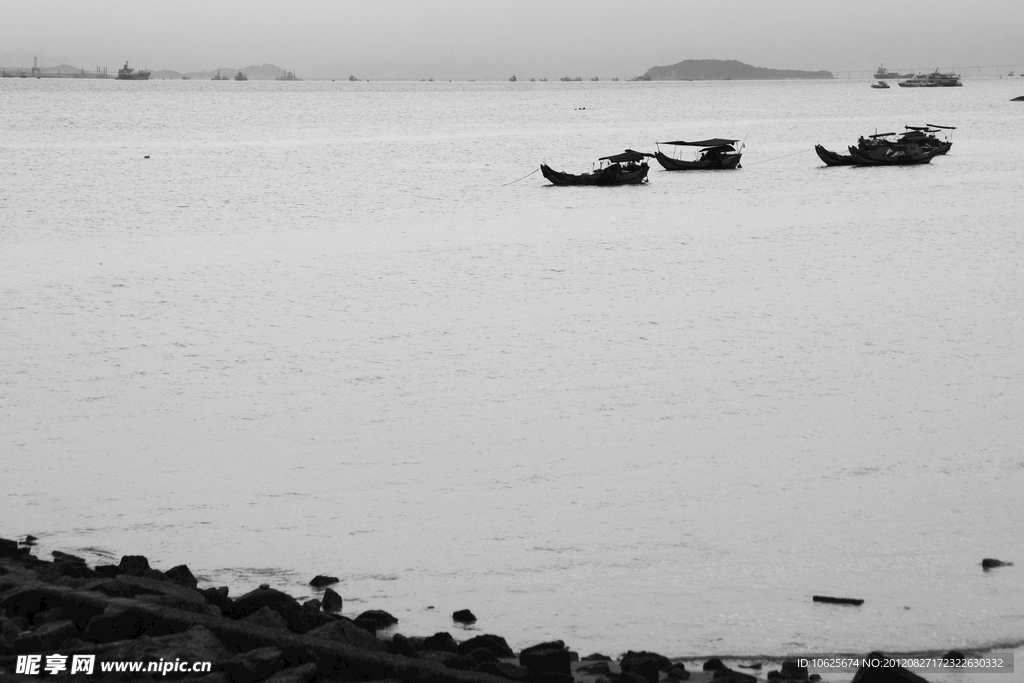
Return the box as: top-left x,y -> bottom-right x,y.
643,59 -> 832,81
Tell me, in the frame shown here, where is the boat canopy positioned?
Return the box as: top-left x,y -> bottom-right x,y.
599,149 -> 648,163
926,123 -> 957,130
868,132 -> 897,138
658,138 -> 738,148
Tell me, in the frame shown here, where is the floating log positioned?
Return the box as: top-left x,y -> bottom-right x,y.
812,595 -> 864,606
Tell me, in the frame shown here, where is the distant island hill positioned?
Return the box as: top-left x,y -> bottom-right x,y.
641,59 -> 833,80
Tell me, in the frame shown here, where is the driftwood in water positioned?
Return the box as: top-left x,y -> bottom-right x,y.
812,595 -> 864,606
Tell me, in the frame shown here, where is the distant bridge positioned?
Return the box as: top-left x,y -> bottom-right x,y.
834,65 -> 1024,78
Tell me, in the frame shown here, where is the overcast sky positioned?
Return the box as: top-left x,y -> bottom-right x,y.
3,0 -> 1023,78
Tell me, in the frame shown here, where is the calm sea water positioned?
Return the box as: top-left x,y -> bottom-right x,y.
2,77 -> 1023,662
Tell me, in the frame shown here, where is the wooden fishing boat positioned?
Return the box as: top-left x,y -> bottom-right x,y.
814,144 -> 857,166
900,124 -> 955,155
653,138 -> 742,170
847,144 -> 941,166
540,150 -> 649,186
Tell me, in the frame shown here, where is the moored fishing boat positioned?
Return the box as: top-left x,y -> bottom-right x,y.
816,125 -> 951,167
899,124 -> 955,155
653,138 -> 742,170
847,144 -> 941,165
540,150 -> 649,186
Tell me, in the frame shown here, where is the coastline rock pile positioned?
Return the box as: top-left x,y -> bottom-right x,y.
2,537 -> 943,682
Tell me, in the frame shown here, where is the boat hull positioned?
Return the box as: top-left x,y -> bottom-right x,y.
814,145 -> 857,166
847,146 -> 941,166
654,151 -> 741,170
540,163 -> 649,186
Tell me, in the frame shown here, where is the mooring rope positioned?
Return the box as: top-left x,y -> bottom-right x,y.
501,167 -> 540,186
744,148 -> 812,166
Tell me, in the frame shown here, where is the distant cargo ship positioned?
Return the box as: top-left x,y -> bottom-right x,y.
116,62 -> 150,80
874,65 -> 914,79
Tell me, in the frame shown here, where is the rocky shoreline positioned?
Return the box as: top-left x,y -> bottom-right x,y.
2,537 -> 942,682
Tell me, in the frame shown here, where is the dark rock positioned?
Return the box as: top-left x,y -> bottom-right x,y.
389,633 -> 418,657
611,673 -> 651,683
457,633 -> 514,658
1011,96 -> 1024,102
0,584 -> 48,618
24,535 -> 39,543
243,605 -> 290,631
228,587 -> 297,618
850,653 -> 930,683
583,653 -> 613,661
666,663 -> 690,680
523,640 -> 565,653
226,587 -> 333,635
453,609 -> 478,624
117,574 -> 208,607
37,560 -> 94,581
51,551 -> 88,565
737,663 -> 762,670
31,606 -> 64,625
0,538 -> 23,558
942,650 -> 967,665
981,558 -> 1013,570
620,651 -> 666,683
621,650 -> 672,671
467,647 -> 499,664
356,609 -> 398,628
310,575 -> 340,588
260,583 -> 271,589
101,624 -> 233,664
812,595 -> 864,606
200,585 -> 231,612
494,661 -> 535,681
13,619 -> 80,651
302,598 -> 322,612
781,660 -> 808,680
476,661 -> 504,677
264,663 -> 319,683
82,578 -> 134,598
535,674 -> 574,683
713,669 -> 757,683
305,619 -> 385,652
93,564 -> 120,578
809,676 -> 821,682
1,616 -> 23,640
521,643 -> 571,676
83,602 -> 182,642
164,564 -> 199,589
419,649 -> 477,671
578,661 -> 612,675
221,646 -> 290,682
420,631 -> 459,653
355,617 -> 379,635
569,651 -> 579,662
704,658 -> 726,672
118,554 -> 151,576
322,587 -> 343,612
